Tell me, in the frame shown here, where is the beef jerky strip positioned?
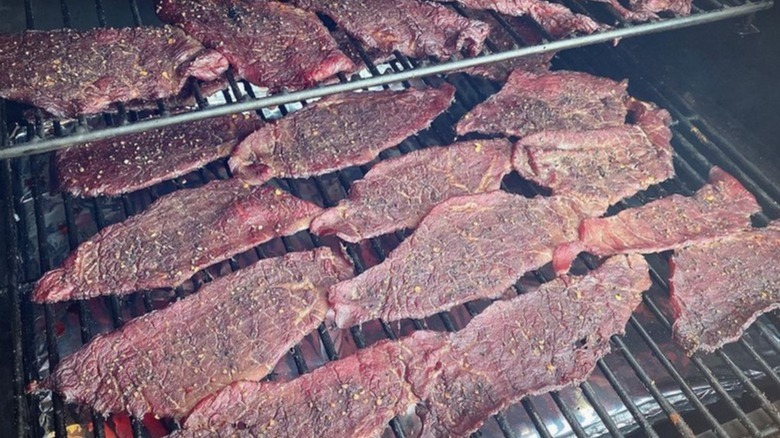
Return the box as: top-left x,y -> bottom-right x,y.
328,191 -> 584,328
436,0 -> 605,38
32,179 -> 322,302
0,26 -> 227,118
670,224 -> 780,353
291,0 -> 490,60
157,0 -> 355,91
55,114 -> 264,197
553,167 -> 761,274
456,69 -> 628,138
229,85 -> 456,185
47,248 -> 352,418
512,116 -> 674,216
311,139 -> 512,242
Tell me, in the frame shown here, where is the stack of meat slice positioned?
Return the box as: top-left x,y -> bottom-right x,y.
0,26 -> 228,118
46,248 -> 353,419
157,0 -> 356,91
670,222 -> 779,353
55,114 -> 264,197
229,84 -> 456,185
32,179 -> 323,302
290,0 -> 490,60
174,255 -> 651,437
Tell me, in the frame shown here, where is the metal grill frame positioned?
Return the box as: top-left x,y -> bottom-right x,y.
1,0 -> 779,437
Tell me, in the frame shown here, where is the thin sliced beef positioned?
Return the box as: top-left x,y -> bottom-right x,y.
157,0 -> 355,91
178,332 -> 447,437
0,26 -> 227,118
177,255 -> 650,437
629,0 -> 691,16
461,52 -> 554,82
329,191 -> 584,328
290,0 -> 490,60
512,123 -> 674,216
437,0 -> 604,38
670,224 -> 780,353
32,179 -> 322,302
311,139 -> 512,242
229,85 -> 456,185
456,70 -> 629,138
423,254 -> 650,436
553,167 -> 761,274
55,114 -> 264,197
47,248 -> 352,419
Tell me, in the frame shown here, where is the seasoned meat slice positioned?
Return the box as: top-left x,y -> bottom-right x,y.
0,26 -> 227,118
55,114 -> 264,197
33,179 -> 323,302
291,0 -> 490,60
553,167 -> 761,274
47,248 -> 353,419
311,139 -> 512,242
157,0 -> 355,91
229,85 -> 456,185
456,69 -> 628,138
670,224 -> 780,353
329,191 -> 584,328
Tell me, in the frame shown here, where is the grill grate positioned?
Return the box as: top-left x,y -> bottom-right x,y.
1,0 -> 779,437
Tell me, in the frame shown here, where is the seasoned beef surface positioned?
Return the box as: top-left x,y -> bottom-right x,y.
48,248 -> 353,419
512,117 -> 674,216
329,191 -> 584,328
291,0 -> 490,60
178,255 -> 649,437
0,26 -> 227,118
157,0 -> 355,91
178,332 -> 447,437
424,254 -> 650,436
670,224 -> 780,353
55,114 -> 264,197
456,70 -> 629,138
229,85 -> 456,185
629,0 -> 692,16
311,139 -> 512,242
439,0 -> 604,37
32,179 -> 322,302
553,167 -> 761,274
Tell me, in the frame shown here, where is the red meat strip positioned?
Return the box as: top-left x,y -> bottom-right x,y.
0,26 -> 227,118
553,167 -> 761,274
290,0 -> 490,60
229,85 -> 456,185
311,139 -> 512,242
456,69 -> 629,138
328,191 -> 584,328
32,179 -> 323,302
157,0 -> 356,91
47,248 -> 353,419
55,114 -> 264,197
670,224 -> 780,353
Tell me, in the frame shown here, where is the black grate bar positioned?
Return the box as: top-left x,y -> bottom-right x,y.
521,399 -> 555,438
596,359 -> 661,438
579,382 -> 626,438
127,0 -> 143,27
611,335 -> 698,437
93,0 -> 107,27
0,0 -> 772,160
550,392 -> 589,438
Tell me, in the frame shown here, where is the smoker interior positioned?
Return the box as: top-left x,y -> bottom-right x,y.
1,0 -> 780,437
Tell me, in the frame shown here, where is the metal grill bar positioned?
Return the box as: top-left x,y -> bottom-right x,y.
0,0 -> 772,160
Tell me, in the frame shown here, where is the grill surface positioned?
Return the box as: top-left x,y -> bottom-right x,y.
1,0 -> 779,437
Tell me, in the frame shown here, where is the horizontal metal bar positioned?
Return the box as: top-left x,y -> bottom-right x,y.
0,0 -> 772,160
